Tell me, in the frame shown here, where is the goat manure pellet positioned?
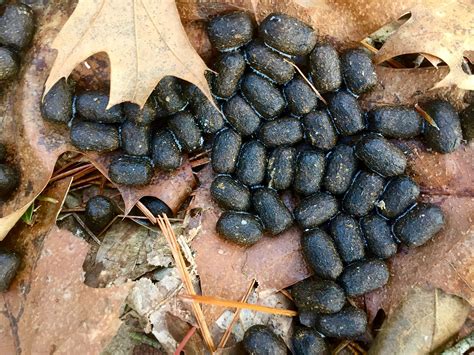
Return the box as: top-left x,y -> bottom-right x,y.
341,48 -> 377,95
216,211 -> 263,246
242,325 -> 287,355
0,47 -> 19,82
260,117 -> 303,147
295,192 -> 339,230
186,85 -> 224,134
208,11 -> 254,52
361,213 -> 397,259
0,4 -> 35,50
369,106 -> 423,139
151,130 -> 182,171
223,94 -> 261,137
108,155 -> 153,186
309,43 -> 342,93
121,120 -> 151,156
329,90 -> 365,135
339,259 -> 390,297
293,149 -> 325,196
283,77 -> 318,116
70,121 -> 120,153
168,111 -> 203,153
315,305 -> 367,339
154,76 -> 187,114
291,278 -> 345,314
343,171 -> 385,217
329,213 -> 365,264
303,110 -> 337,150
252,187 -> 293,236
76,92 -> 124,124
123,101 -> 157,126
323,144 -> 359,195
137,196 -> 173,218
41,78 -> 73,124
84,195 -> 117,233
211,51 -> 246,99
236,140 -> 267,187
377,175 -> 420,219
267,146 -> 296,190
292,327 -> 329,355
210,175 -> 251,211
211,128 -> 242,174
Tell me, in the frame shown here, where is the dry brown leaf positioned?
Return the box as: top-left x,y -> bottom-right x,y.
45,0 -> 212,108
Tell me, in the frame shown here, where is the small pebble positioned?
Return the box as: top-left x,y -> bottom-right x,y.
292,278 -> 345,314
292,327 -> 329,355
267,146 -> 296,190
212,51 -> 246,98
260,13 -> 317,56
369,106 -> 423,139
339,259 -> 390,296
243,325 -> 287,355
393,203 -> 445,247
323,144 -> 358,195
303,110 -> 337,151
108,155 -> 153,186
41,78 -> 73,124
316,305 -> 367,338
76,92 -> 124,123
223,94 -> 261,137
260,117 -> 303,147
361,214 -> 397,259
236,140 -> 267,187
211,128 -> 242,174
0,47 -> 18,82
341,48 -> 377,95
0,164 -> 19,199
309,43 -> 342,93
70,121 -> 120,153
343,171 -> 385,217
154,76 -> 187,114
84,195 -> 117,233
151,130 -> 182,171
0,250 -> 20,292
329,213 -> 365,264
210,175 -> 251,211
423,100 -> 462,153
295,192 -> 339,229
283,77 -> 318,116
208,12 -> 254,51
329,91 -> 365,135
241,73 -> 286,119
168,111 -> 203,153
216,211 -> 263,246
301,228 -> 343,280
252,187 -> 293,236
121,120 -> 151,156
377,175 -> 420,219
294,149 -> 325,196
0,4 -> 35,50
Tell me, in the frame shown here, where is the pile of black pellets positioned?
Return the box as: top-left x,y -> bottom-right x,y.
40,10 -> 474,351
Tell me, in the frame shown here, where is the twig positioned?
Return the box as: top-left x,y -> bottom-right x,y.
61,207 -> 85,213
190,157 -> 210,168
218,279 -> 256,349
279,288 -> 294,301
181,294 -> 297,317
415,103 -> 439,129
283,58 -> 328,105
71,213 -> 101,245
174,326 -> 197,355
50,164 -> 94,182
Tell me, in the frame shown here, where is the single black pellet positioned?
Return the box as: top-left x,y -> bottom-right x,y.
84,195 -> 117,233
423,100 -> 463,153
315,306 -> 367,338
121,120 -> 151,156
212,51 -> 246,99
295,192 -> 339,230
208,12 -> 254,51
341,48 -> 377,95
252,187 -> 293,236
187,85 -> 224,134
0,47 -> 19,82
369,106 -> 423,138
154,76 -> 187,114
323,144 -> 359,195
329,213 -> 365,264
377,175 -> 420,219
298,311 -> 319,328
108,155 -> 153,186
216,211 -> 263,246
223,94 -> 261,137
0,164 -> 19,199
123,101 -> 157,126
210,175 -> 251,211
76,92 -> 124,123
303,110 -> 338,151
393,203 -> 445,247
243,325 -> 287,355
360,214 -> 397,259
309,43 -> 342,93
267,146 -> 296,190
168,111 -> 203,153
260,117 -> 303,147
0,250 -> 20,292
41,79 -> 73,124
343,171 -> 385,217
301,228 -> 343,280
292,327 -> 329,355
329,91 -> 365,135
70,121 -> 120,153
241,73 -> 286,119
236,140 -> 267,187
294,150 -> 325,196
211,128 -> 242,174
0,4 -> 35,50
260,13 -> 317,56
151,130 -> 182,171
355,134 -> 407,177
245,40 -> 295,84
139,196 -> 173,218
460,103 -> 474,141
339,259 -> 390,296
283,77 -> 318,116
291,278 -> 345,314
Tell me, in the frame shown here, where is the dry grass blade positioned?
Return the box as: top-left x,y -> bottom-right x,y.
415,103 -> 439,129
217,278 -> 256,349
156,215 -> 215,353
283,58 -> 328,105
181,294 -> 298,317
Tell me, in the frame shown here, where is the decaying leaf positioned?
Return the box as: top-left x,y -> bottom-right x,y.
45,0 -> 212,108
368,288 -> 470,355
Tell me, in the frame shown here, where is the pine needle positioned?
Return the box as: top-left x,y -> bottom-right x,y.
415,103 -> 439,129
181,294 -> 298,317
50,163 -> 94,182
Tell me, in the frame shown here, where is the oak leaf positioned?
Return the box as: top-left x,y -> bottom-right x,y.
45,0 -> 212,108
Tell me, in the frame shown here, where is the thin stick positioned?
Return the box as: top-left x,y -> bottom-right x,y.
415,103 -> 439,129
50,164 -> 94,182
71,174 -> 103,187
333,340 -> 351,355
174,326 -> 197,355
279,288 -> 294,301
218,279 -> 255,349
283,58 -> 328,105
71,213 -> 101,245
156,215 -> 215,353
61,207 -> 85,213
190,157 -> 210,168
136,201 -> 157,224
181,294 -> 297,317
